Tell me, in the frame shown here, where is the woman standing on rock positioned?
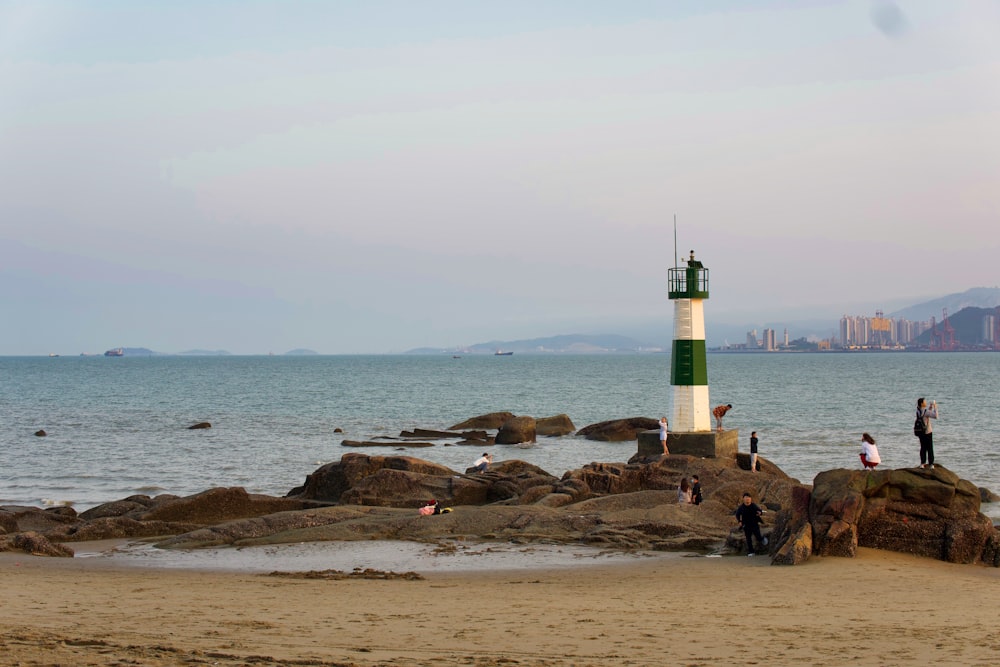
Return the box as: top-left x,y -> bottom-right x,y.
659,417 -> 669,456
915,398 -> 939,469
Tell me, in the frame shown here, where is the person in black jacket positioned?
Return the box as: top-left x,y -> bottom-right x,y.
735,492 -> 768,556
691,475 -> 703,505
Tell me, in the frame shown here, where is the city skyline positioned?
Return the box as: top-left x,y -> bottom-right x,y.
3,2 -> 999,355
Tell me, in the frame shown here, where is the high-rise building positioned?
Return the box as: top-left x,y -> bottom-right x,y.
762,328 -> 776,351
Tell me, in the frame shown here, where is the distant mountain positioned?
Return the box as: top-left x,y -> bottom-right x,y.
285,348 -> 319,355
408,287 -> 1000,354
407,333 -> 660,354
889,287 -> 1000,322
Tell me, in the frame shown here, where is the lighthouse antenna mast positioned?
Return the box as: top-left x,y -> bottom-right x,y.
673,214 -> 678,269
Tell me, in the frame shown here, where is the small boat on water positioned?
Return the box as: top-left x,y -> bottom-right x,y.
494,350 -> 513,356
104,347 -> 124,357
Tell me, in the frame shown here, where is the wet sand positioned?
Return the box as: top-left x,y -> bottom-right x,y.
1,545 -> 998,666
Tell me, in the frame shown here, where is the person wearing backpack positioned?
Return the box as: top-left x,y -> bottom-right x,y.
914,397 -> 939,469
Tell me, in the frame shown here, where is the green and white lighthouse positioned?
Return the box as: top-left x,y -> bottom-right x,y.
637,249 -> 736,458
668,250 -> 710,432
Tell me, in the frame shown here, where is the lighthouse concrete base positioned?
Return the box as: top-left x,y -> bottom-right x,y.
637,429 -> 738,460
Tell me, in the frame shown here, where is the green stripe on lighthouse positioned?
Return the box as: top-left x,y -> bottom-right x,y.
670,339 -> 707,385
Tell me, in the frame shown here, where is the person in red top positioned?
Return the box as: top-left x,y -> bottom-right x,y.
712,404 -> 733,432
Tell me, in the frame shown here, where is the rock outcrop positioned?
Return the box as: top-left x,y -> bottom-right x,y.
536,414 -> 576,437
805,467 -> 998,566
448,412 -> 516,430
577,418 -> 658,442
496,416 -> 537,444
1,489 -> 326,553
3,449 -> 997,568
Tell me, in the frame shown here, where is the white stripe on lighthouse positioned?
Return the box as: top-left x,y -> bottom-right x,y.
671,298 -> 711,432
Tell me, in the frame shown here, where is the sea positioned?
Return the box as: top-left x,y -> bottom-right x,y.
3,352 -> 999,522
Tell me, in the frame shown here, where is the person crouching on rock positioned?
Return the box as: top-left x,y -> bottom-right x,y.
860,433 -> 881,471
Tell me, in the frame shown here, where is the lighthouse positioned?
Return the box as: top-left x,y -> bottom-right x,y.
637,250 -> 737,459
669,250 -> 710,432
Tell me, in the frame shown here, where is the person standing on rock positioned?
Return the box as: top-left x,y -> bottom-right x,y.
659,417 -> 669,455
691,475 -> 703,505
735,492 -> 767,556
713,404 -> 732,432
915,398 -> 938,469
749,431 -> 759,472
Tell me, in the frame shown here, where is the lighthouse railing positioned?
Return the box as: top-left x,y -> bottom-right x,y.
668,266 -> 710,299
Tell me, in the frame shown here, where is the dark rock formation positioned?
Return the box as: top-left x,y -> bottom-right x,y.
536,414 -> 576,437
4,531 -> 74,557
286,454 -> 557,508
0,505 -> 78,534
287,454 -> 457,504
343,440 -> 434,448
770,485 -> 813,565
448,412 -> 516,430
577,417 -> 658,442
138,488 -> 316,524
980,487 -> 999,503
187,422 -> 212,430
34,429 -> 47,437
496,416 -> 536,444
807,467 -> 998,566
400,428 -> 459,439
4,447 -> 997,568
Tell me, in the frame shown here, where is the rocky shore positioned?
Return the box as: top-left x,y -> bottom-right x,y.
3,414 -> 999,567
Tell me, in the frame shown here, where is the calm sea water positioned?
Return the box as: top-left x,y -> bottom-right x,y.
2,353 -> 998,519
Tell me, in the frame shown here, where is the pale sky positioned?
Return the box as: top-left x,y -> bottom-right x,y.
2,1 -> 998,354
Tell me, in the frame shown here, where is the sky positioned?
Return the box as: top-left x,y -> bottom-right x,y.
2,0 -> 999,354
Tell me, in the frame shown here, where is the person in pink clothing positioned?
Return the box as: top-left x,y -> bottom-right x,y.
860,433 -> 881,471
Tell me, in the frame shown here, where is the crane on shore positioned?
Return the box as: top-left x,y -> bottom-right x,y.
940,308 -> 956,350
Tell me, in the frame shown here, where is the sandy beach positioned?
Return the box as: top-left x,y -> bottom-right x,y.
2,545 -> 998,667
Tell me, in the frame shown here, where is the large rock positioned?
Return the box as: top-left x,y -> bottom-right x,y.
140,487 -> 314,524
287,454 -> 457,503
577,418 -> 658,442
770,484 -> 813,565
2,531 -> 74,557
496,416 -> 536,444
289,454 -> 558,509
811,466 -> 999,565
536,414 -> 576,437
449,412 -> 516,430
0,505 -> 78,534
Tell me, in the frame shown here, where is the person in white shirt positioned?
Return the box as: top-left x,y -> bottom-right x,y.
860,433 -> 881,471
473,453 -> 493,473
659,417 -> 669,455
